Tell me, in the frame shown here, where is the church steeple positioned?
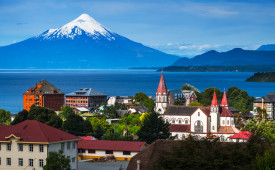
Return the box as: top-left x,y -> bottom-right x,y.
221,90 -> 228,108
156,72 -> 168,94
211,91 -> 219,107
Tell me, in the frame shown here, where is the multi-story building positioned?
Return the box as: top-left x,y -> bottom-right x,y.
182,90 -> 198,106
253,92 -> 275,120
0,120 -> 80,170
107,96 -> 133,105
65,88 -> 107,111
23,80 -> 64,111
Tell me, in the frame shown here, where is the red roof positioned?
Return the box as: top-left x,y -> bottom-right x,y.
156,72 -> 168,94
221,91 -> 228,106
229,131 -> 253,139
216,126 -> 235,134
198,106 -> 211,116
220,107 -> 234,117
78,140 -> 146,152
211,91 -> 219,106
0,120 -> 79,143
169,124 -> 190,132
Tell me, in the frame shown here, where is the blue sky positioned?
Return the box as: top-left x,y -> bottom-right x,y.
1,0 -> 275,57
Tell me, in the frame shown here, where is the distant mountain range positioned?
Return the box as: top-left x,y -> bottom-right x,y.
0,14 -> 178,69
257,44 -> 275,51
172,48 -> 275,67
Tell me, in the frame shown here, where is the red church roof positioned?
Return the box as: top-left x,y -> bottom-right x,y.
229,131 -> 253,139
221,90 -> 228,106
211,91 -> 219,106
78,140 -> 146,152
169,124 -> 191,132
156,72 -> 168,94
220,107 -> 234,117
0,120 -> 79,143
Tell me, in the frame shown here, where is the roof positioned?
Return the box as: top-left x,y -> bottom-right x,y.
216,126 -> 239,134
116,96 -> 133,99
169,124 -> 190,132
211,91 -> 219,107
65,88 -> 107,97
76,107 -> 90,112
229,131 -> 253,139
132,106 -> 149,113
80,136 -> 98,140
254,92 -> 275,103
0,120 -> 79,143
198,106 -> 211,116
165,106 -> 198,116
220,107 -> 234,117
221,91 -> 228,106
78,140 -> 146,152
24,79 -> 64,95
127,140 -> 182,170
156,73 -> 168,94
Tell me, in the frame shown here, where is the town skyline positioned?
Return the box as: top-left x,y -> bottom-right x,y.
1,0 -> 275,56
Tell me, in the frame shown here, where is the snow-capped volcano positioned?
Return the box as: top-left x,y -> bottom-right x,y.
37,14 -> 115,40
0,14 -> 179,69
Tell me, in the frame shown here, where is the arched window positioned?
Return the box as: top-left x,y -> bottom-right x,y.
165,119 -> 169,123
227,120 -> 229,125
220,135 -> 225,142
212,126 -> 215,130
198,112 -> 200,116
184,119 -> 188,124
223,120 -> 225,125
178,119 -> 182,124
172,119 -> 175,124
194,121 -> 203,133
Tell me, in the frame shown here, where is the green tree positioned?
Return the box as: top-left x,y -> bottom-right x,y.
200,87 -> 222,106
63,114 -> 86,136
59,106 -> 75,121
43,150 -> 71,170
188,101 -> 204,106
255,107 -> 267,122
11,110 -> 28,125
0,109 -> 11,125
143,98 -> 155,111
137,111 -> 171,144
256,146 -> 275,170
87,117 -> 111,139
133,92 -> 149,104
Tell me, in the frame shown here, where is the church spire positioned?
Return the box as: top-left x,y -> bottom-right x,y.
211,91 -> 219,107
156,72 -> 168,94
221,90 -> 228,107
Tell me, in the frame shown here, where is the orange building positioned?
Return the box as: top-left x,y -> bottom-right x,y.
23,80 -> 64,111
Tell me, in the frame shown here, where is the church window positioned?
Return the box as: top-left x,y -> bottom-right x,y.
198,112 -> 200,116
172,119 -> 175,124
212,126 -> 215,130
185,119 -> 188,124
178,119 -> 182,124
165,119 -> 169,123
182,134 -> 185,140
227,120 -> 229,125
220,136 -> 225,142
223,120 -> 225,125
194,121 -> 203,133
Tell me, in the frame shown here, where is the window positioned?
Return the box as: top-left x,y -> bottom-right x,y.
165,119 -> 169,123
88,149 -> 95,153
198,112 -> 200,116
182,134 -> 186,140
29,159 -> 33,167
212,126 -> 215,130
29,144 -> 33,152
39,145 -> 44,152
185,119 -> 188,124
61,143 -> 65,150
18,158 -> 23,166
172,119 -> 175,124
7,143 -> 11,151
72,141 -> 76,149
227,120 -> 229,125
105,150 -> 113,154
123,151 -> 131,155
72,157 -> 75,163
220,136 -> 225,142
67,142 -> 71,150
18,144 -> 23,151
39,159 -> 44,167
7,158 -> 11,166
223,120 -> 225,125
194,121 -> 203,133
178,119 -> 182,124
67,156 -> 71,162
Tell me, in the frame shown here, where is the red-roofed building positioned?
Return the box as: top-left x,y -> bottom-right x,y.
0,120 -> 80,170
155,72 -> 169,114
229,131 -> 253,142
78,140 -> 146,161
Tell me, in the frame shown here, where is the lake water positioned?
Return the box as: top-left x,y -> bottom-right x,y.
1,69 -> 275,113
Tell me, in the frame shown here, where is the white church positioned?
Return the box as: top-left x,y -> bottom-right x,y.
155,73 -> 240,142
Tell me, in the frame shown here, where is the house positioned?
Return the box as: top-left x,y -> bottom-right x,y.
65,88 -> 107,111
0,120 -> 80,170
253,92 -> 275,120
229,131 -> 253,142
182,90 -> 198,106
128,106 -> 149,114
78,140 -> 146,161
107,96 -> 133,105
155,73 -> 240,141
23,80 -> 64,111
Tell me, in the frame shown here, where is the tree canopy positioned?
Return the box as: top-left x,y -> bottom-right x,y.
43,150 -> 71,170
137,111 -> 171,144
0,109 -> 11,125
11,109 -> 28,125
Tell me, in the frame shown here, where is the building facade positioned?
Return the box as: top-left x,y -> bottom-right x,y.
23,80 -> 64,111
0,120 -> 80,170
107,96 -> 133,105
65,88 -> 107,111
253,92 -> 275,120
78,140 -> 146,161
182,90 -> 198,106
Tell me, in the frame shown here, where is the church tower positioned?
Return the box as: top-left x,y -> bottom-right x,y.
155,72 -> 169,114
221,90 -> 229,109
210,91 -> 220,132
